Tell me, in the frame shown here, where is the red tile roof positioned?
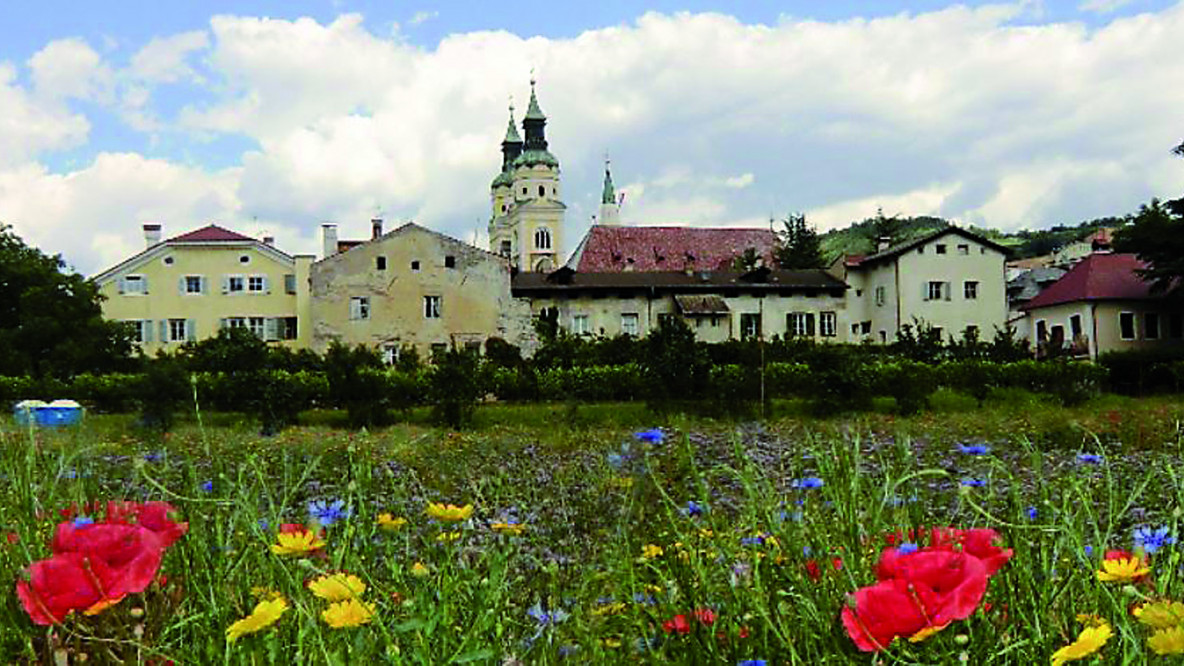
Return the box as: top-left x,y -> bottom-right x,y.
167,224 -> 257,243
571,225 -> 778,272
1021,253 -> 1159,310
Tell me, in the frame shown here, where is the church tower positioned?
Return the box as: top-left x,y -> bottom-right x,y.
488,79 -> 565,271
597,159 -> 620,227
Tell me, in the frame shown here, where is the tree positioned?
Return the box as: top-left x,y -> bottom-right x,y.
866,207 -> 903,247
1113,198 -> 1184,296
774,213 -> 825,269
0,224 -> 134,378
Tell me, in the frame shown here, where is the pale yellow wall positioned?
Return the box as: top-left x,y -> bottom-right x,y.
1023,301 -> 1184,358
523,290 -> 849,343
97,242 -> 302,354
310,225 -> 532,357
892,235 -> 1006,341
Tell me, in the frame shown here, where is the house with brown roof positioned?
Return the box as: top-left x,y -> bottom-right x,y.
1019,253 -> 1184,359
831,226 -> 1009,344
512,266 -> 848,342
565,225 -> 779,273
93,223 -> 314,352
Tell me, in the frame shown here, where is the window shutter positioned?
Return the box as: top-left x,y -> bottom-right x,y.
118,278 -> 126,295
186,319 -> 196,342
263,276 -> 270,294
284,274 -> 296,294
178,277 -> 185,294
264,318 -> 278,341
222,276 -> 230,294
806,313 -> 816,336
349,299 -> 360,320
944,282 -> 952,301
201,276 -> 208,294
220,318 -> 228,330
142,277 -> 149,294
922,283 -> 929,301
159,320 -> 168,343
143,320 -> 154,343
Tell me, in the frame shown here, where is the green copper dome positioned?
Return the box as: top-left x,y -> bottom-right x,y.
491,169 -> 514,188
513,149 -> 559,168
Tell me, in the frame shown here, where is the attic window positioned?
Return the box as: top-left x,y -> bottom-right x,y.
411,260 -> 420,271
445,255 -> 456,269
936,244 -> 947,254
239,255 -> 250,264
163,256 -> 174,265
376,256 -> 387,271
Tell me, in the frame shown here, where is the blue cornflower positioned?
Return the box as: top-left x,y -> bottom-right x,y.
632,593 -> 657,605
738,661 -> 768,666
791,477 -> 824,489
143,451 -> 163,462
73,516 -> 94,528
59,468 -> 78,480
958,443 -> 991,455
683,500 -> 704,518
897,542 -> 918,555
1084,545 -> 1094,557
1027,506 -> 1038,520
257,518 -> 270,531
1134,526 -> 1175,554
960,478 -> 986,487
634,429 -> 664,444
308,499 -> 351,527
527,602 -> 569,626
1077,453 -> 1104,465
200,480 -> 213,493
741,536 -> 765,546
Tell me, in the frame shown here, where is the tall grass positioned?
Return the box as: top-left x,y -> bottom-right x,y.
0,393 -> 1182,663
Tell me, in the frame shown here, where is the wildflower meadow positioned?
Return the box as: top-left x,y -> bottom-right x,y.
2,396 -> 1184,664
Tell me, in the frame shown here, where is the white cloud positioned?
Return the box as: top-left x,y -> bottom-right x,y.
6,4 -> 1184,273
130,30 -> 210,83
1078,0 -> 1134,14
28,38 -> 113,102
409,10 -> 438,26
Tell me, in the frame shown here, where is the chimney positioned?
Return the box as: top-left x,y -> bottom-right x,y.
143,223 -> 162,248
876,236 -> 892,252
263,236 -> 275,246
372,218 -> 383,239
321,223 -> 339,259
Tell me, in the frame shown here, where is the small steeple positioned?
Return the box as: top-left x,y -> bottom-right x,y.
601,157 -> 616,205
524,76 -> 546,121
500,102 -> 523,172
503,102 -> 522,144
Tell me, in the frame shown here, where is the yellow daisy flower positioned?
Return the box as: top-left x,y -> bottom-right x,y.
641,544 -> 663,560
1136,600 -> 1184,629
226,597 -> 289,642
1051,622 -> 1112,665
271,529 -> 326,556
377,513 -> 407,531
308,573 -> 367,602
436,530 -> 462,543
491,522 -> 526,536
1149,626 -> 1184,655
425,503 -> 473,522
321,598 -> 375,628
591,602 -> 627,616
1097,556 -> 1150,582
410,562 -> 430,577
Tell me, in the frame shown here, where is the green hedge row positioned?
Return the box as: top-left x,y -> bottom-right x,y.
0,358 -> 1112,417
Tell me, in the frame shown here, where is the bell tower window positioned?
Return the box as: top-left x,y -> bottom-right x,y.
538,185 -> 546,197
534,227 -> 552,250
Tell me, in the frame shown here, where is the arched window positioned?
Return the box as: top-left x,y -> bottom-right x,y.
534,227 -> 552,250
538,185 -> 546,197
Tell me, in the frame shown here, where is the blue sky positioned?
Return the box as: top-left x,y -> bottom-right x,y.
1,1 -> 1182,272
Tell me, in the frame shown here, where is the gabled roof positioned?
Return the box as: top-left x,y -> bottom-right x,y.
316,221 -> 507,266
512,268 -> 847,294
167,224 -> 256,243
848,226 -> 1010,268
1021,253 -> 1163,310
1007,266 -> 1067,302
568,225 -> 779,272
92,223 -> 292,283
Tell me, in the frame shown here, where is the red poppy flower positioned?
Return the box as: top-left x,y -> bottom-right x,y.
51,522 -> 164,599
928,528 -> 1013,576
106,501 -> 188,549
841,579 -> 929,652
832,557 -> 844,571
16,552 -> 107,625
694,607 -> 716,625
805,559 -> 822,581
889,550 -> 988,626
662,614 -> 691,635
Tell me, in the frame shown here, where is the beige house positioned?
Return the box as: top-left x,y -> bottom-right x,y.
512,266 -> 849,342
310,221 -> 534,358
93,224 -> 313,353
1020,253 -> 1183,358
832,227 -> 1009,344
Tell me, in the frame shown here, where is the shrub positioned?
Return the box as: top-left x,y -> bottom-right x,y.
428,347 -> 482,428
324,342 -> 391,428
870,360 -> 936,415
643,318 -> 710,406
135,356 -> 189,431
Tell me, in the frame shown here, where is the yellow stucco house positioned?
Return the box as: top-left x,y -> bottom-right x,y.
309,221 -> 534,358
93,224 -> 313,353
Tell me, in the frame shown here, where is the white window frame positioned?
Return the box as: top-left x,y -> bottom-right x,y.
534,227 -> 552,250
349,296 -> 370,321
572,314 -> 590,335
788,312 -> 811,337
820,311 -> 837,338
1119,311 -> 1136,340
184,275 -> 204,294
424,295 -> 441,319
122,274 -> 147,295
739,313 -> 760,340
874,286 -> 886,307
621,312 -> 639,336
168,319 -> 188,343
927,281 -> 949,301
226,275 -> 245,294
248,316 -> 266,339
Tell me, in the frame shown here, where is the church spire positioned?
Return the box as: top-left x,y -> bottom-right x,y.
524,77 -> 546,121
522,77 -> 548,151
500,102 -> 522,171
601,158 -> 616,205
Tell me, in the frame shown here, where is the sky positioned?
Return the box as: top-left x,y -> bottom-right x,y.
1,0 -> 1182,274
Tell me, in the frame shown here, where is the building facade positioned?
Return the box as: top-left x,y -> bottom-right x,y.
310,221 -> 533,358
93,224 -> 312,353
834,227 -> 1009,343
